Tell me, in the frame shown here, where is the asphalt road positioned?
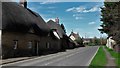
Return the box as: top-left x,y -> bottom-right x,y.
3,46 -> 99,66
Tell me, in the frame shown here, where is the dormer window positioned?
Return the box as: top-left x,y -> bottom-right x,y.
53,31 -> 60,39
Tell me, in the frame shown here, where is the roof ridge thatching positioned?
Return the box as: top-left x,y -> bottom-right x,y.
47,19 -> 66,38
2,2 -> 50,35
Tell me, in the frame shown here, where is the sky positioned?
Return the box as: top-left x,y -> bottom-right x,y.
15,0 -> 108,38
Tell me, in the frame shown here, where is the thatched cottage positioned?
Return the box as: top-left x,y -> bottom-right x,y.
2,2 -> 62,59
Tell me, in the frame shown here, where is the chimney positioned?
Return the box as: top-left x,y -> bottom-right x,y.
55,17 -> 59,24
71,29 -> 74,34
19,0 -> 27,8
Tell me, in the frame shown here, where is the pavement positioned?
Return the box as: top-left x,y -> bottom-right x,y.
0,57 -> 34,65
103,46 -> 116,66
1,46 -> 99,66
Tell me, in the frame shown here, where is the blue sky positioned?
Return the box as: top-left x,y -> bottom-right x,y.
17,1 -> 107,38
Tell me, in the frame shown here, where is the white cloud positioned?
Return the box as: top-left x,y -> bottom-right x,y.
73,14 -> 83,20
89,22 -> 96,25
48,7 -> 56,9
88,6 -> 98,12
66,7 -> 76,12
66,6 -> 85,13
47,11 -> 56,14
97,26 -> 102,29
39,0 -> 57,4
66,5 -> 100,13
75,17 -> 83,20
73,14 -> 82,17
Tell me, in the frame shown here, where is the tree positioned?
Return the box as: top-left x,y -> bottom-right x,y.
93,37 -> 101,45
75,38 -> 84,46
98,1 -> 120,52
98,2 -> 120,44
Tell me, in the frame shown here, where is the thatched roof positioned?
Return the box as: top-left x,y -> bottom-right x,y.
69,32 -> 81,40
47,20 -> 66,38
2,2 -> 50,35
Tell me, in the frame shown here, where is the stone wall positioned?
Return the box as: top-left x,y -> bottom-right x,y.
2,31 -> 61,59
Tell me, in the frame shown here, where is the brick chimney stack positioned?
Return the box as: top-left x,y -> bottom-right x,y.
19,0 -> 27,8
55,17 -> 59,24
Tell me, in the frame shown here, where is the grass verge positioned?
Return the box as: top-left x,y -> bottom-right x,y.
105,46 -> 120,68
89,46 -> 107,68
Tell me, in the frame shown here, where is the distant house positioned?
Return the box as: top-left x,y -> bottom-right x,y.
2,2 -> 62,59
106,36 -> 116,49
69,31 -> 80,41
69,31 -> 84,47
106,36 -> 120,52
83,38 -> 91,44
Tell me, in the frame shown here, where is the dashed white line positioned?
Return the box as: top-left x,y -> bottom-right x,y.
87,46 -> 100,66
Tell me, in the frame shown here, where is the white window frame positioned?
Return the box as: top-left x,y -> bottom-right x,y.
28,41 -> 32,49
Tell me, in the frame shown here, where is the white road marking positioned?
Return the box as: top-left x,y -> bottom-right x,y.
87,46 -> 100,66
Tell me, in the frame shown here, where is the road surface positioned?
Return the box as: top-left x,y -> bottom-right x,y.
3,46 -> 99,66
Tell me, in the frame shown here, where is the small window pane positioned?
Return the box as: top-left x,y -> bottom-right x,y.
13,40 -> 18,49
28,41 -> 32,49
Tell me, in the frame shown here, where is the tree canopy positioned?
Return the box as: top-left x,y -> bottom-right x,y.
98,2 -> 120,44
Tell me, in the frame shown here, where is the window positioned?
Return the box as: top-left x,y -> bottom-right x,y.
53,31 -> 60,39
28,41 -> 32,49
13,40 -> 18,50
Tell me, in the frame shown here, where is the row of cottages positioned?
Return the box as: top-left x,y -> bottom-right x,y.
2,2 -> 66,59
83,38 -> 91,45
46,19 -> 78,49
